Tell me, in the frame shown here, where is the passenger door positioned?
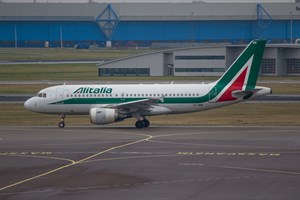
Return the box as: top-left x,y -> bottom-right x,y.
56,88 -> 64,104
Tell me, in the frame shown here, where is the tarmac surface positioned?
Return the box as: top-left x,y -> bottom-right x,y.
0,126 -> 299,200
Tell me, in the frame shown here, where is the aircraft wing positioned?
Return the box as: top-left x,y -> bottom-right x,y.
102,97 -> 164,112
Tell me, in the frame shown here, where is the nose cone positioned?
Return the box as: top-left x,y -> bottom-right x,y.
24,98 -> 33,111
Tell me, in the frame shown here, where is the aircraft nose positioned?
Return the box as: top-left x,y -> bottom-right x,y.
24,98 -> 33,111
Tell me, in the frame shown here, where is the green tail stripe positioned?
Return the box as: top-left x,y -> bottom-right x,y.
245,40 -> 266,90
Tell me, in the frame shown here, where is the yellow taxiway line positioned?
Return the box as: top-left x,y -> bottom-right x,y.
0,133 -> 152,191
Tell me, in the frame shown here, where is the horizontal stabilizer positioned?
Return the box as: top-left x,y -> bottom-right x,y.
232,89 -> 262,100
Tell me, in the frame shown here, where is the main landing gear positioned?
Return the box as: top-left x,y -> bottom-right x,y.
58,114 -> 65,128
135,119 -> 150,129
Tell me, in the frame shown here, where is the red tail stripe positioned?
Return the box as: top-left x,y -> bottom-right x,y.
217,67 -> 248,102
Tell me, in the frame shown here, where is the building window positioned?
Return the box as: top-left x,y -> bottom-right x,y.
261,59 -> 276,74
175,55 -> 225,60
99,68 -> 150,76
175,68 -> 225,73
287,59 -> 300,74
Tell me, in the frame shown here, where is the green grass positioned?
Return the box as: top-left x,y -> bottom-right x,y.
0,48 -> 151,61
0,64 -> 98,80
0,84 -> 55,94
261,83 -> 300,94
0,103 -> 299,126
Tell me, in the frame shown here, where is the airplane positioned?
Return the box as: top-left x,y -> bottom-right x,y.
24,40 -> 271,128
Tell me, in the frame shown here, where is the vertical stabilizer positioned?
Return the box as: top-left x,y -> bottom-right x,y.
209,40 -> 267,102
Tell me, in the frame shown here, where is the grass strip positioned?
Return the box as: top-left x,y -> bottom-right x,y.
0,64 -> 98,81
0,48 -> 151,61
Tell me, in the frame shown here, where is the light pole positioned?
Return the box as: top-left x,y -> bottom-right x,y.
60,25 -> 63,48
14,25 -> 17,48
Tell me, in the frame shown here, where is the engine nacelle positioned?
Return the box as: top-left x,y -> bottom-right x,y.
90,108 -> 122,125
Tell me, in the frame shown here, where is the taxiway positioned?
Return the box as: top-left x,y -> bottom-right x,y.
0,126 -> 299,200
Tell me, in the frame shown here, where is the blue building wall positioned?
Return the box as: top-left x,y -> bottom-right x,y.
0,20 -> 299,47
0,21 -> 105,47
113,20 -> 300,46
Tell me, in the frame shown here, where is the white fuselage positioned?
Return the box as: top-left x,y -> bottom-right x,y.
24,83 -> 270,116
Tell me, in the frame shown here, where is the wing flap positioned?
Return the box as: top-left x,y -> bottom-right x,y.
102,97 -> 164,111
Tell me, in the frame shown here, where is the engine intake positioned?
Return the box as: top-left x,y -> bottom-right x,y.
90,108 -> 123,125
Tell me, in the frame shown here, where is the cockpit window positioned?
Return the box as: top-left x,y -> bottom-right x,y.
37,93 -> 47,98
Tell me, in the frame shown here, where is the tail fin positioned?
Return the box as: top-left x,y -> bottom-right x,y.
210,40 -> 266,102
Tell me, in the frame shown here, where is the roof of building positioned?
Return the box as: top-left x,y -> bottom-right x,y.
0,2 -> 299,21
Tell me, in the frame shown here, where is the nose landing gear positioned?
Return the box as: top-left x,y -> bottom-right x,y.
58,114 -> 65,128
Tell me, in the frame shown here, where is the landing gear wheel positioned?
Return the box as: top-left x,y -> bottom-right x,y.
135,120 -> 145,129
58,114 -> 65,128
58,121 -> 65,128
142,119 -> 150,128
135,119 -> 150,128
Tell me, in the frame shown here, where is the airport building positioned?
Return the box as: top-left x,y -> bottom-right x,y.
97,43 -> 300,77
0,1 -> 299,76
0,1 -> 300,47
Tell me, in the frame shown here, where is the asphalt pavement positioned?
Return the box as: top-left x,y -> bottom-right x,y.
0,126 -> 299,200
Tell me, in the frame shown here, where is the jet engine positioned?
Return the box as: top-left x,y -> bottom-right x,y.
89,108 -> 126,125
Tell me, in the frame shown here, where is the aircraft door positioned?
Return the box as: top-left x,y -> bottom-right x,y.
208,87 -> 218,103
121,92 -> 125,101
56,88 -> 64,104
